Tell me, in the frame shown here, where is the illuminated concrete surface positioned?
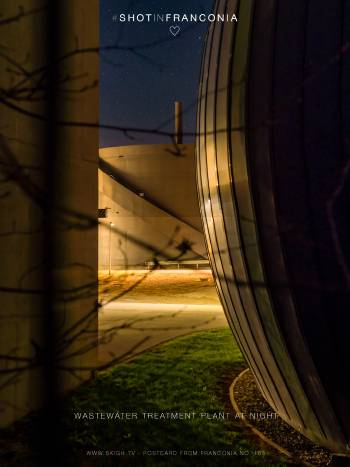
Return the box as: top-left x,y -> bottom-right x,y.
99,269 -> 220,305
0,1 -> 98,427
98,144 -> 206,268
98,301 -> 227,364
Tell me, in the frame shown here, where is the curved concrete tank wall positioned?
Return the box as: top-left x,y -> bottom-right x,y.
99,144 -> 206,268
197,0 -> 350,454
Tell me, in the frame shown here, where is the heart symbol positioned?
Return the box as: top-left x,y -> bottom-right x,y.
169,25 -> 180,37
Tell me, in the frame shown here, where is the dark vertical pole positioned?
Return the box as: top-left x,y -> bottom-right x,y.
39,1 -> 63,466
174,101 -> 183,144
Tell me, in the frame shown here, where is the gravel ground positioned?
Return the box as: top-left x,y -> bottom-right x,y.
233,369 -> 332,466
99,269 -> 220,304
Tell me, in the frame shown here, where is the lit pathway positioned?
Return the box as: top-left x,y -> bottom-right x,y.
98,301 -> 228,365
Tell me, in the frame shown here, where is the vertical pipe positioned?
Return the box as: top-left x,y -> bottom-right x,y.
108,222 -> 112,275
174,101 -> 183,144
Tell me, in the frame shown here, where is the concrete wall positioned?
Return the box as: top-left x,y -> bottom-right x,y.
0,1 -> 98,427
99,144 -> 206,268
100,144 -> 203,231
98,169 -> 206,268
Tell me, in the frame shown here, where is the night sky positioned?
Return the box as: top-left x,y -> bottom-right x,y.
100,0 -> 214,148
